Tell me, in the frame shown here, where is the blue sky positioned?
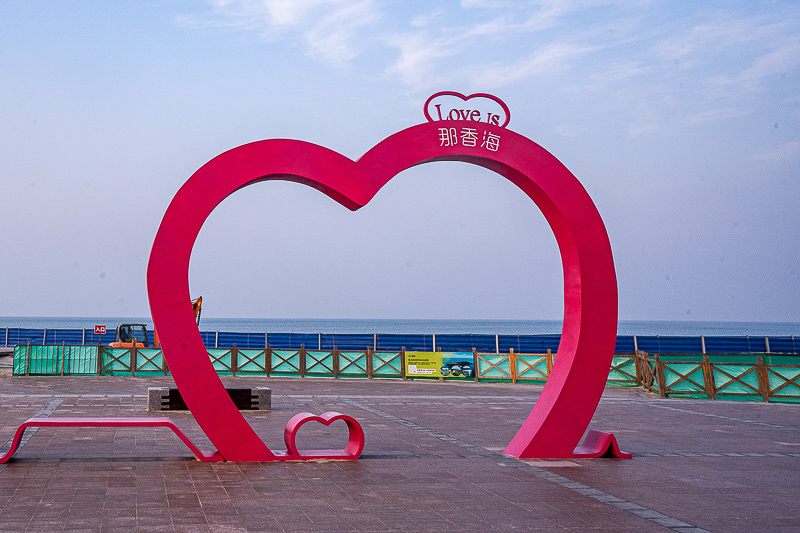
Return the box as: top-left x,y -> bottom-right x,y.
1,0 -> 798,322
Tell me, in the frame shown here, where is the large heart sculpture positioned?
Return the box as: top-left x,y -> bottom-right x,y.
147,120 -> 619,461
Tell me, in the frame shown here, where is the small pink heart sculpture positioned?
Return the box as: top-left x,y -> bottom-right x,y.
147,120 -> 619,460
283,412 -> 365,460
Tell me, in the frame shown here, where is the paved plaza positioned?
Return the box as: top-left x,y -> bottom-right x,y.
0,375 -> 798,532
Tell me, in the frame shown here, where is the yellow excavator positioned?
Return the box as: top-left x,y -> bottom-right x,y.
110,297 -> 202,348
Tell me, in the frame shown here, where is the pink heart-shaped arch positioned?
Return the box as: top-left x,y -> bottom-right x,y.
147,120 -> 618,460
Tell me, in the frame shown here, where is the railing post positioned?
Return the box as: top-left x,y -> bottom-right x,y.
299,344 -> 306,377
495,334 -> 499,354
756,357 -> 770,403
26,342 -> 31,376
334,346 -> 341,378
97,342 -> 103,375
215,331 -> 219,348
545,348 -> 553,375
473,348 -> 478,382
765,337 -> 770,354
130,343 -> 137,376
4,327 -> 8,347
432,334 -> 436,352
654,353 -> 667,398
61,342 -> 66,376
265,344 -> 272,376
700,335 -> 706,354
232,344 -> 238,376
367,346 -> 374,378
509,348 -> 517,383
702,355 -> 716,400
401,347 -> 406,380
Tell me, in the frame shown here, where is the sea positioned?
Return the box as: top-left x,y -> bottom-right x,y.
1,317 -> 798,337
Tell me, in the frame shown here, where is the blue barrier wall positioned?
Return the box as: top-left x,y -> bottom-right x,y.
2,327 -> 797,354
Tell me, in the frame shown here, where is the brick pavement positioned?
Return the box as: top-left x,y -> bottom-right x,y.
0,375 -> 798,532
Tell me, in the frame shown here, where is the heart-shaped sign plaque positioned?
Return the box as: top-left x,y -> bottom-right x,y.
147,102 -> 621,461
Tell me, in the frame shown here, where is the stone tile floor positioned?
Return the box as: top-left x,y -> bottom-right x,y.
0,375 -> 798,532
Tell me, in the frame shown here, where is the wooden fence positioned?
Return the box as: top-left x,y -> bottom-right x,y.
634,351 -> 800,403
13,344 -> 800,403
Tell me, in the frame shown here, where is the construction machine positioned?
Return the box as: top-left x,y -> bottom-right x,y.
109,297 -> 202,348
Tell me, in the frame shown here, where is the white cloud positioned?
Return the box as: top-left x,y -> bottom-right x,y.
737,39 -> 800,90
554,123 -> 590,136
688,107 -> 748,124
752,141 -> 800,162
384,33 -> 458,90
181,0 -> 378,65
472,43 -> 596,88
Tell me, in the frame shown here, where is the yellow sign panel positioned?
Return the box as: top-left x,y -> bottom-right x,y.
406,352 -> 475,379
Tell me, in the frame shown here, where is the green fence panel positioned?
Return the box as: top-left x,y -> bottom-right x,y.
607,356 -> 638,386
372,351 -> 402,378
207,348 -> 234,376
338,351 -> 368,377
271,350 -> 301,376
101,348 -> 134,375
305,351 -> 334,376
477,354 -> 512,382
13,345 -> 57,375
514,354 -> 549,382
64,346 -> 99,375
237,349 -> 268,374
134,348 -> 164,375
663,363 -> 707,394
765,365 -> 800,403
712,364 -> 762,400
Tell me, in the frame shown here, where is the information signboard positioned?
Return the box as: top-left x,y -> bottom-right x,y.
406,352 -> 475,379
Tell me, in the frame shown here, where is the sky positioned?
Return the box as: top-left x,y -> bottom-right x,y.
1,0 -> 798,323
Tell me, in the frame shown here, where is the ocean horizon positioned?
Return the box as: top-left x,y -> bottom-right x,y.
1,316 -> 798,337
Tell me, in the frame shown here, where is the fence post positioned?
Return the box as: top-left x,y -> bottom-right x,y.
700,335 -> 706,354
97,342 -> 103,375
82,328 -> 86,345
432,334 -> 436,352
367,346 -> 374,378
130,343 -> 137,376
473,348 -> 479,382
215,331 -> 219,348
756,357 -> 770,403
232,344 -> 238,376
702,355 -> 716,400
26,342 -> 31,376
765,337 -> 770,354
299,344 -> 306,377
4,327 -> 7,347
334,346 -> 341,378
495,334 -> 499,354
401,347 -> 406,380
654,353 -> 667,398
509,348 -> 517,383
42,328 -> 47,345
265,344 -> 272,377
61,342 -> 66,376
545,349 -> 553,376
